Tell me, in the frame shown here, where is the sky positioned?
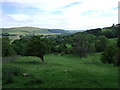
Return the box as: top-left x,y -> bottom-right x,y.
0,0 -> 120,30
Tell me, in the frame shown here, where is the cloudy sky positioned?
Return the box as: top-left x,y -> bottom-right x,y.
1,0 -> 119,30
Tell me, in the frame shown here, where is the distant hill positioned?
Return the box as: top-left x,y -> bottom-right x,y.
2,27 -> 51,35
1,27 -> 80,36
1,27 -> 82,40
48,29 -> 69,34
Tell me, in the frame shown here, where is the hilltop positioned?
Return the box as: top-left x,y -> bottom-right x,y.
2,26 -> 80,35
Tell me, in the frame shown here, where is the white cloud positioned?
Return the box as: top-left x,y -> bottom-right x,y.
8,14 -> 30,21
1,0 -> 120,30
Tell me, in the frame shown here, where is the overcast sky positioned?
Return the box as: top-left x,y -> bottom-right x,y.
1,0 -> 119,30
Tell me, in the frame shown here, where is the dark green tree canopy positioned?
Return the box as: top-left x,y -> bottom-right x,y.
73,33 -> 95,57
12,37 -> 28,55
25,35 -> 50,62
95,35 -> 108,52
2,37 -> 16,57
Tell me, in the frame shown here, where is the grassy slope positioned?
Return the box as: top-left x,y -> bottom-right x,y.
3,27 -> 50,34
3,53 -> 118,88
2,27 -> 60,40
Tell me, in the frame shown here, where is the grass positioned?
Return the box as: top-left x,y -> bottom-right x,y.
2,53 -> 118,88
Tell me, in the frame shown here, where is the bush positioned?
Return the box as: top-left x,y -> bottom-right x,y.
113,48 -> 120,66
95,35 -> 108,52
101,44 -> 117,64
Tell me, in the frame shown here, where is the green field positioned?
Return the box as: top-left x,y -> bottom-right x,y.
3,53 -> 118,88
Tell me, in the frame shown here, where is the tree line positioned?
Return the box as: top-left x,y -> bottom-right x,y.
2,25 -> 120,66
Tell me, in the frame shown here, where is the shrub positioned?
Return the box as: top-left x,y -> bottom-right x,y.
113,48 -> 120,66
95,35 -> 108,52
101,44 -> 117,64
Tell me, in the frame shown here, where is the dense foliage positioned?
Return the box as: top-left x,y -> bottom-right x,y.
12,37 -> 28,55
101,44 -> 117,64
25,35 -> 50,62
95,35 -> 108,52
2,37 -> 16,57
12,35 -> 50,62
117,35 -> 120,48
72,33 -> 95,57
2,24 -> 120,65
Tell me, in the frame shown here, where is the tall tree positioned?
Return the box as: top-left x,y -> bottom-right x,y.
25,35 -> 50,62
73,33 -> 95,57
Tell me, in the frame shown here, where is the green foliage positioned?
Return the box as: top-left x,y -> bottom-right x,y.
113,48 -> 120,66
115,25 -> 120,36
85,25 -> 120,39
95,35 -> 108,52
101,37 -> 120,66
86,28 -> 102,36
48,35 -> 73,54
108,38 -> 117,45
12,37 -> 28,55
117,35 -> 120,48
73,33 -> 95,57
101,44 -> 117,64
25,35 -> 50,62
102,29 -> 116,38
2,37 -> 16,57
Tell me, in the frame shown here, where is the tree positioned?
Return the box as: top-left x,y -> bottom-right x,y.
73,33 -> 95,57
95,35 -> 108,52
117,35 -> 120,48
115,35 -> 120,66
25,35 -> 50,62
2,37 -> 16,57
101,44 -> 117,64
86,28 -> 102,36
12,37 -> 28,55
102,30 -> 115,38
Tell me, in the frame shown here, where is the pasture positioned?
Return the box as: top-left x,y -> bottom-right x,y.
2,53 -> 118,88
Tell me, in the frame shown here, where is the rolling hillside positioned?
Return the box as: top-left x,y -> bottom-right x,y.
2,27 -> 57,35
1,27 -> 73,40
2,27 -> 80,35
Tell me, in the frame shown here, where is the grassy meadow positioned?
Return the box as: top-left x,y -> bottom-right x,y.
3,53 -> 118,88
